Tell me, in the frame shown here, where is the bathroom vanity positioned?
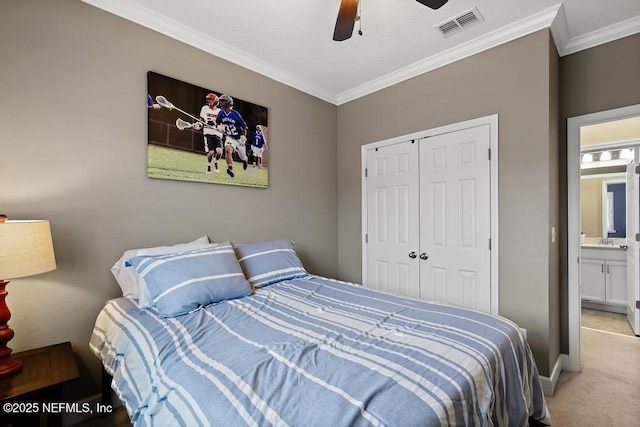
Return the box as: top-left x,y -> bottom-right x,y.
580,244 -> 627,313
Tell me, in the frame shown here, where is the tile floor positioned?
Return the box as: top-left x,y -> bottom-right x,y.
581,307 -> 636,336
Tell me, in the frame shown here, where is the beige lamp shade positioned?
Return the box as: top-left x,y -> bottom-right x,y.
0,220 -> 56,279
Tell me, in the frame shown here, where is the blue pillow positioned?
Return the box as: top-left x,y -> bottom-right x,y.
234,239 -> 308,288
126,242 -> 252,317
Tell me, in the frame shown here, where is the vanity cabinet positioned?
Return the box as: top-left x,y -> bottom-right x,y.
580,247 -> 627,309
581,259 -> 606,302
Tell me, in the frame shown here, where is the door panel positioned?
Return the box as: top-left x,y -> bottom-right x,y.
459,179 -> 476,248
460,270 -> 478,309
431,182 -> 447,247
580,259 -> 606,302
431,267 -> 447,302
626,162 -> 640,335
366,141 -> 420,297
419,125 -> 491,312
606,261 -> 627,306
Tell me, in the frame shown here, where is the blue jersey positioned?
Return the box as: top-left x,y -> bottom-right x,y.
253,133 -> 265,149
216,109 -> 247,140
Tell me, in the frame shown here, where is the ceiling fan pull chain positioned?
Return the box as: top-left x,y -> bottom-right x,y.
357,0 -> 363,36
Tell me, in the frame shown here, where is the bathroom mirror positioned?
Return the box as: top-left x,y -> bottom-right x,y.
581,169 -> 626,238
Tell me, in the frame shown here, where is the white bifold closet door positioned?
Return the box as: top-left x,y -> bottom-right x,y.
365,140 -> 421,298
418,126 -> 491,312
365,124 -> 491,312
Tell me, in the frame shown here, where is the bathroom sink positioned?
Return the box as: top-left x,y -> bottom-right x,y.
581,243 -> 626,249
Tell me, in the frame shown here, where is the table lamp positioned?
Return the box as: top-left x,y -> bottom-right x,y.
0,216 -> 56,377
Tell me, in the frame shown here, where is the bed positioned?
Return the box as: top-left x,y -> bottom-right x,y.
90,238 -> 551,426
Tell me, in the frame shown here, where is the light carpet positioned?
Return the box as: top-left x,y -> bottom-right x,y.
545,327 -> 640,426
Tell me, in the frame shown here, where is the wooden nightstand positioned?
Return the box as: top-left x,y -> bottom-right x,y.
0,342 -> 80,427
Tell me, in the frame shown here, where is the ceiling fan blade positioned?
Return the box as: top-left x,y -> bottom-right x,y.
415,0 -> 448,10
333,0 -> 359,41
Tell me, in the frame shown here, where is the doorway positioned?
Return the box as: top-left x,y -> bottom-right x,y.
567,104 -> 640,372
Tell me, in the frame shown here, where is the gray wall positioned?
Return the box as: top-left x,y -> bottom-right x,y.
0,0 -> 338,399
4,0 -> 638,401
558,32 -> 640,352
336,30 -> 560,375
547,34 -> 561,375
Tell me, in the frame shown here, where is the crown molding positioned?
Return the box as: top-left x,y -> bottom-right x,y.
549,4 -> 570,55
83,1 -> 640,106
562,14 -> 640,56
339,4 -> 640,104
336,4 -> 562,105
81,0 -> 339,104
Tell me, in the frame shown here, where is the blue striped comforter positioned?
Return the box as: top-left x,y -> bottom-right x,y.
90,275 -> 551,426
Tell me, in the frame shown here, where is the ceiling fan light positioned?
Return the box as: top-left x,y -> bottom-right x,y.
599,150 -> 611,161
582,153 -> 593,163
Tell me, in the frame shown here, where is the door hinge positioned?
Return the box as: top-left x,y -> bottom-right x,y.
635,164 -> 640,174
637,300 -> 640,309
489,238 -> 491,250
365,168 -> 368,178
365,234 -> 368,243
488,148 -> 491,160
636,233 -> 640,242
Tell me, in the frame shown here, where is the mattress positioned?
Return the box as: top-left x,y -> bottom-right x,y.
90,275 -> 550,426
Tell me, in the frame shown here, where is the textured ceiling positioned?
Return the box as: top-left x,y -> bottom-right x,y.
83,0 -> 640,104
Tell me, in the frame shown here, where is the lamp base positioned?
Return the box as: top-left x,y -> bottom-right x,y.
0,355 -> 22,378
0,280 -> 22,378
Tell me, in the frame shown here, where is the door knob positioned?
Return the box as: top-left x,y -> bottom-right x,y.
409,252 -> 417,259
420,253 -> 429,260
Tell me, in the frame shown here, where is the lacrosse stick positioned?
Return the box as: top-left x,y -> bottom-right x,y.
176,118 -> 229,139
176,118 -> 201,131
156,95 -> 208,126
158,95 -> 242,142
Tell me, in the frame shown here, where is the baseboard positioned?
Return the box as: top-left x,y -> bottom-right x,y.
539,353 -> 568,396
581,300 -> 626,314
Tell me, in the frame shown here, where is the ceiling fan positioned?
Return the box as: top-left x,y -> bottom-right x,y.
333,0 -> 449,41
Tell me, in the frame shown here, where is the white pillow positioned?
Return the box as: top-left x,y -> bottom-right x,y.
111,236 -> 211,299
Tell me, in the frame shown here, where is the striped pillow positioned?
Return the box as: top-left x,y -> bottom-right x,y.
234,239 -> 308,288
126,242 -> 252,317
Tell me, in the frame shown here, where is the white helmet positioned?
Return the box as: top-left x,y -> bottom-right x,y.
206,93 -> 219,107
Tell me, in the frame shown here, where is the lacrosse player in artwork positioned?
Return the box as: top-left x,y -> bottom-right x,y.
252,126 -> 267,169
200,93 -> 223,174
216,94 -> 249,178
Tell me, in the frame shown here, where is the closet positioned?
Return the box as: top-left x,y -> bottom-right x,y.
362,123 -> 494,313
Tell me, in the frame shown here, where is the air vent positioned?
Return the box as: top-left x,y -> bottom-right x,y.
436,7 -> 484,37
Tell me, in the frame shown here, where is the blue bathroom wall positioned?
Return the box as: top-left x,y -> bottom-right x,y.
607,182 -> 626,238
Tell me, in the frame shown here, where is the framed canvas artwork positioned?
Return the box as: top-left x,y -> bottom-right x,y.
147,71 -> 269,188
